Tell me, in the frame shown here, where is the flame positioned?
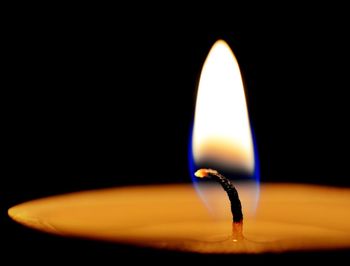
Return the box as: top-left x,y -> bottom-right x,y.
190,39 -> 259,216
192,40 -> 255,174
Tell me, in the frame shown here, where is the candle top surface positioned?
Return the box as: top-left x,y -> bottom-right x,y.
8,183 -> 350,254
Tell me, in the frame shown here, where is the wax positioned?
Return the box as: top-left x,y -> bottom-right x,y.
8,183 -> 350,253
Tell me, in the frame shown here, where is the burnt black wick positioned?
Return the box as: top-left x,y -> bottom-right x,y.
195,168 -> 244,241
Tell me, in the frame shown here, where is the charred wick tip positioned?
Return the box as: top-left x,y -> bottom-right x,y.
194,168 -> 243,223
194,168 -> 218,178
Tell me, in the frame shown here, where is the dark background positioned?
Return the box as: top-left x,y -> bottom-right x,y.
2,6 -> 350,264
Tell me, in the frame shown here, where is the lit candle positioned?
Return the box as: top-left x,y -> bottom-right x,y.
8,40 -> 350,254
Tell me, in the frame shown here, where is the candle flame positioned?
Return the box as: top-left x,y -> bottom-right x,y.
190,39 -> 260,216
192,39 -> 255,174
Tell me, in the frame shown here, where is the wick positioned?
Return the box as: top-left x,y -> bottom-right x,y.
195,168 -> 244,242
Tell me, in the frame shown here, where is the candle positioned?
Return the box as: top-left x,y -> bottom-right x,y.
8,183 -> 350,253
8,39 -> 350,254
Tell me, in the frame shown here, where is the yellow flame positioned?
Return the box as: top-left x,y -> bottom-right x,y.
192,40 -> 254,174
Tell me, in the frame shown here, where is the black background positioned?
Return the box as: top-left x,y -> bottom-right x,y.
2,6 -> 350,264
